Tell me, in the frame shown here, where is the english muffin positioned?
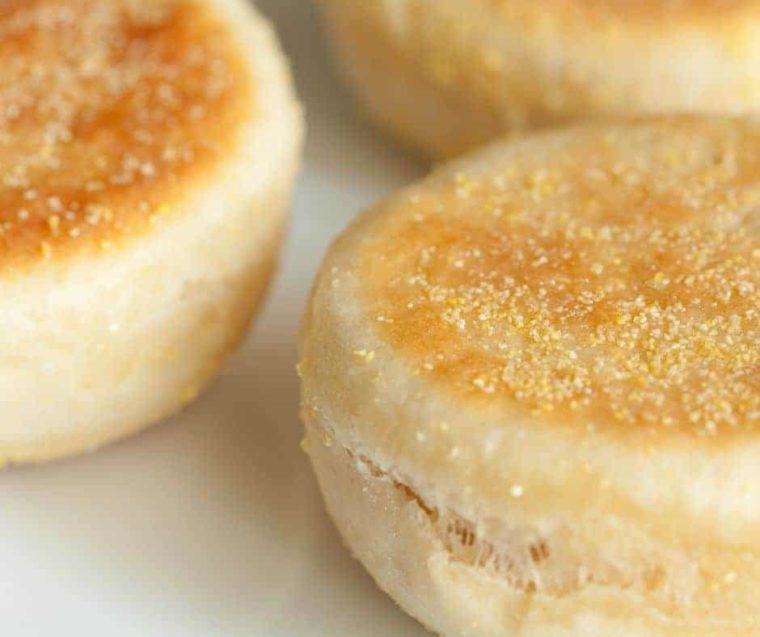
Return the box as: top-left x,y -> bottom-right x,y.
317,0 -> 760,157
300,117 -> 760,636
0,0 -> 302,465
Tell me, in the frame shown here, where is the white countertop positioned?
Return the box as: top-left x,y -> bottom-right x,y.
0,1 -> 430,634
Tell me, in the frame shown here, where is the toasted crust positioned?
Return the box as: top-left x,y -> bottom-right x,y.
0,0 -> 252,271
300,118 -> 760,635
357,118 -> 760,441
0,0 -> 303,464
317,0 -> 760,157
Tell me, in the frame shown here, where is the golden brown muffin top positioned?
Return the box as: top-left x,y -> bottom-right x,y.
359,118 -> 760,440
0,0 -> 252,270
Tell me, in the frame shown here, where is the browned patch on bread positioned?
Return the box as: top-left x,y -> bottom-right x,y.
0,0 -> 252,269
360,119 -> 760,439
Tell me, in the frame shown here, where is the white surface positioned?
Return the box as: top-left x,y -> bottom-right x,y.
0,1 -> 429,635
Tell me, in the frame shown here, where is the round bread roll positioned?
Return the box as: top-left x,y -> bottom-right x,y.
300,118 -> 760,636
0,0 -> 302,465
317,0 -> 760,158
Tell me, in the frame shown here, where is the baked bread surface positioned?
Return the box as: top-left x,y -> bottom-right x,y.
301,117 -> 760,635
317,0 -> 760,157
0,0 -> 251,267
0,0 -> 302,463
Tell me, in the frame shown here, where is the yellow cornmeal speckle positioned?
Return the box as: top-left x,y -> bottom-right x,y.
46,214 -> 60,236
361,119 -> 760,438
353,349 -> 376,363
0,0 -> 250,267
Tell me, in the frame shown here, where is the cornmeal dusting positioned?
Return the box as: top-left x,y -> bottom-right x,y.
363,120 -> 760,436
0,0 -> 250,265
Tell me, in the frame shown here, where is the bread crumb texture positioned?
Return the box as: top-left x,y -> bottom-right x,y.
359,119 -> 760,439
0,0 -> 251,268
